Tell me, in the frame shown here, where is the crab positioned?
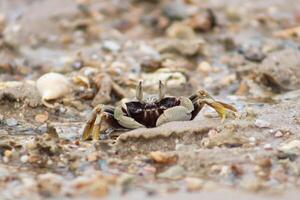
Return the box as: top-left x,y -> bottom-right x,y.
82,81 -> 237,140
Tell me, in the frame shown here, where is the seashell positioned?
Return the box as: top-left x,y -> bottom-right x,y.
36,72 -> 71,108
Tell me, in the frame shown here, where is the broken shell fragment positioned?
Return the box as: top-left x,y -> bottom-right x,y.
36,72 -> 72,108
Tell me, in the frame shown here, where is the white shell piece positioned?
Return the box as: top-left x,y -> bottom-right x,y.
36,72 -> 71,107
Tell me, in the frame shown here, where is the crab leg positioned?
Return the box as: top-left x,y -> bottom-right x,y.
81,105 -> 116,140
91,113 -> 105,140
82,105 -> 101,140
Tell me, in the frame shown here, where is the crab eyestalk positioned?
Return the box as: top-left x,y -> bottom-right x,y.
136,81 -> 144,102
158,80 -> 166,100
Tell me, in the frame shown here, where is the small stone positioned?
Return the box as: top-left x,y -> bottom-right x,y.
231,164 -> 244,176
149,151 -> 178,164
47,159 -> 53,166
257,158 -> 272,168
185,177 -> 203,191
158,165 -> 185,180
72,60 -> 84,70
207,129 -> 218,139
166,22 -> 195,39
4,150 -> 12,158
162,1 -> 188,20
5,118 -> 18,126
35,113 -> 49,123
130,145 -> 137,151
141,59 -> 162,72
197,61 -> 214,74
87,152 -> 99,162
248,136 -> 256,143
238,39 -> 265,62
20,155 -> 29,163
3,156 -> 9,163
102,40 -> 121,53
254,119 -> 271,128
268,129 -> 275,134
188,9 -> 217,32
274,131 -> 283,138
26,140 -> 37,150
263,143 -> 273,150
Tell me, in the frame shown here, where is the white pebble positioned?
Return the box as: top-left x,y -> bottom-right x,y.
248,137 -> 256,145
274,131 -> 283,138
254,119 -> 271,128
20,155 -> 29,163
3,157 -> 9,163
263,143 -> 273,150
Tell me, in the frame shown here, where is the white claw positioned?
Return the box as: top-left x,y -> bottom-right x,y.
156,106 -> 191,127
179,97 -> 194,113
114,107 -> 145,129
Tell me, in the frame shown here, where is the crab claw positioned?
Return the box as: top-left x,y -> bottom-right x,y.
204,99 -> 237,122
190,90 -> 237,122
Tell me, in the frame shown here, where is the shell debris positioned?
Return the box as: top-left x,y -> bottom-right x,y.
36,72 -> 72,108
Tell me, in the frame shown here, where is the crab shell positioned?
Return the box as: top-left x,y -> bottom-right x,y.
115,96 -> 194,128
82,81 -> 237,140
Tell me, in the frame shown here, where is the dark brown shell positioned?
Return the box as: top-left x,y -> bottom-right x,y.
123,97 -> 180,127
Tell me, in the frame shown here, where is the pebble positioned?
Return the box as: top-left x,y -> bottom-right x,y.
207,129 -> 218,138
263,143 -> 273,150
257,157 -> 272,168
188,9 -> 217,32
158,165 -> 185,180
87,152 -> 99,162
4,150 -> 12,158
162,1 -> 188,20
5,118 -> 18,126
166,22 -> 195,39
274,130 -> 283,138
197,61 -> 214,74
20,155 -> 29,163
254,119 -> 271,128
35,113 -> 49,123
149,151 -> 178,164
248,137 -> 256,145
3,156 -> 9,163
185,177 -> 203,191
238,38 -> 265,62
102,40 -> 121,53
